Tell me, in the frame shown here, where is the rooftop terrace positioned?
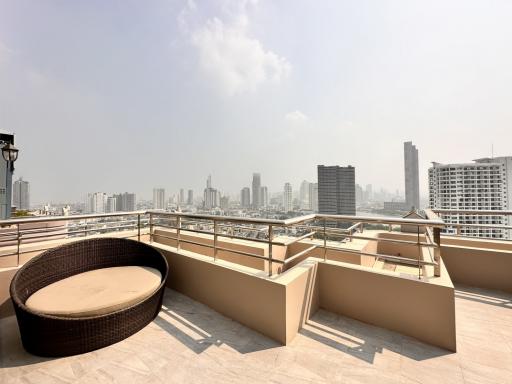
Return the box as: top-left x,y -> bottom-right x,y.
1,210 -> 512,383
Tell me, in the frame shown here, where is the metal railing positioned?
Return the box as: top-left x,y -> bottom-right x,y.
431,209 -> 512,240
0,210 -> 446,278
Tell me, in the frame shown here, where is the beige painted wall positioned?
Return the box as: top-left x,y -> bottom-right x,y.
441,244 -> 512,293
317,260 -> 457,352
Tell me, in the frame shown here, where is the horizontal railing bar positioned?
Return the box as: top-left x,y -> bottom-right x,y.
316,214 -> 445,227
324,246 -> 437,267
154,225 -> 272,245
284,245 -> 318,265
345,234 -> 437,248
433,209 -> 512,215
215,246 -> 285,264
0,211 -> 147,226
282,231 -> 317,246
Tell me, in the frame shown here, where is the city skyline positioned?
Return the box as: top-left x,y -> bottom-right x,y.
2,1 -> 511,203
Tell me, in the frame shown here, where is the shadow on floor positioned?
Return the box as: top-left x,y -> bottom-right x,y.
0,316 -> 60,368
299,309 -> 452,364
454,284 -> 512,309
154,290 -> 280,355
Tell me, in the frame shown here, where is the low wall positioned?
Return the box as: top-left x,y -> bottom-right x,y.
441,244 -> 512,293
317,260 -> 457,351
156,244 -> 318,344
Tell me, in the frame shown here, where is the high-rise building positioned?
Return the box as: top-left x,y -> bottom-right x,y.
113,192 -> 136,211
299,180 -> 311,210
13,177 -> 30,210
404,141 -> 420,209
365,184 -> 373,202
187,189 -> 194,205
87,192 -> 107,213
241,187 -> 251,208
179,189 -> 185,204
106,196 -> 117,213
317,165 -> 356,219
429,156 -> 512,239
220,195 -> 229,210
252,173 -> 261,209
355,184 -> 363,206
260,186 -> 268,207
309,183 -> 318,212
153,188 -> 166,210
283,183 -> 293,212
204,175 -> 220,209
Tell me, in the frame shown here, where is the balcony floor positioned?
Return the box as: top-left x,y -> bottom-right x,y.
1,285 -> 512,384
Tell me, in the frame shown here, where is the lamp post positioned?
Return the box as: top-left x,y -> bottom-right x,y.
1,143 -> 19,219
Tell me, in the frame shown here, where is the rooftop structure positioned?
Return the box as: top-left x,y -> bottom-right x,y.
0,209 -> 511,383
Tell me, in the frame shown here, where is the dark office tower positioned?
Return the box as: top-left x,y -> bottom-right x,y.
187,189 -> 194,205
317,165 -> 356,220
404,141 -> 420,209
241,187 -> 251,208
252,173 -> 261,209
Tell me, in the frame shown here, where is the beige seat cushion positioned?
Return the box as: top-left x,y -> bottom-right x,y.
25,266 -> 162,318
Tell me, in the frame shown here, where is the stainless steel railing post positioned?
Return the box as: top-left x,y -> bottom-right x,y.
268,224 -> 273,277
176,216 -> 181,251
149,213 -> 153,243
16,223 -> 20,267
417,225 -> 421,279
213,219 -> 218,261
323,219 -> 327,261
84,219 -> 88,237
434,227 -> 441,277
137,214 -> 141,242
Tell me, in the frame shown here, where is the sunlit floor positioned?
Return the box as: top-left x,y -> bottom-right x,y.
1,285 -> 512,384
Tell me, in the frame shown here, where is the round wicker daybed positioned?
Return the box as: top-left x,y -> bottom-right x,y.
10,237 -> 169,357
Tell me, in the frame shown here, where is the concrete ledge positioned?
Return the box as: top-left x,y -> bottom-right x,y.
317,259 -> 457,351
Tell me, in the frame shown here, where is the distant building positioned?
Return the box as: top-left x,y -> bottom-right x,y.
179,189 -> 185,205
220,196 -> 229,210
113,192 -> 136,211
404,141 -> 420,209
260,186 -> 268,207
317,165 -> 356,219
87,192 -> 107,213
241,187 -> 251,208
283,183 -> 293,212
204,175 -> 220,209
187,189 -> 194,205
106,196 -> 117,213
153,188 -> 166,210
309,183 -> 318,212
252,173 -> 261,209
13,177 -> 30,210
364,184 -> 373,202
355,184 -> 363,206
383,201 -> 409,211
429,157 -> 512,239
299,180 -> 311,210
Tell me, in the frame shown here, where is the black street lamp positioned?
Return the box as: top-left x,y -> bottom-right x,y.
1,142 -> 18,218
2,143 -> 19,172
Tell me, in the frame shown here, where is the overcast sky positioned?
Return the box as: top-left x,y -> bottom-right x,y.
1,0 -> 511,203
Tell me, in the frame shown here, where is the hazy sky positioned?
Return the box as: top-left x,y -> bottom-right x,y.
1,0 -> 511,203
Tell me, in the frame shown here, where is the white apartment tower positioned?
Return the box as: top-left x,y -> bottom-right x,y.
429,156 -> 512,239
13,177 -> 30,210
404,141 -> 420,209
153,188 -> 166,210
283,183 -> 293,212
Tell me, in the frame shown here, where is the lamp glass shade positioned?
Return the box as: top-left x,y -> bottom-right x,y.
1,143 -> 19,162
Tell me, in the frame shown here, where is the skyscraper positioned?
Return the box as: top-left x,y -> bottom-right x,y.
317,165 -> 356,218
309,183 -> 318,212
187,189 -> 194,205
106,196 -> 117,213
153,188 -> 166,210
13,177 -> 30,210
113,192 -> 136,211
299,180 -> 311,209
283,183 -> 293,212
252,173 -> 261,209
404,141 -> 420,209
241,187 -> 251,208
260,186 -> 268,207
179,189 -> 185,204
204,175 -> 220,209
429,156 -> 512,239
87,192 -> 107,213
